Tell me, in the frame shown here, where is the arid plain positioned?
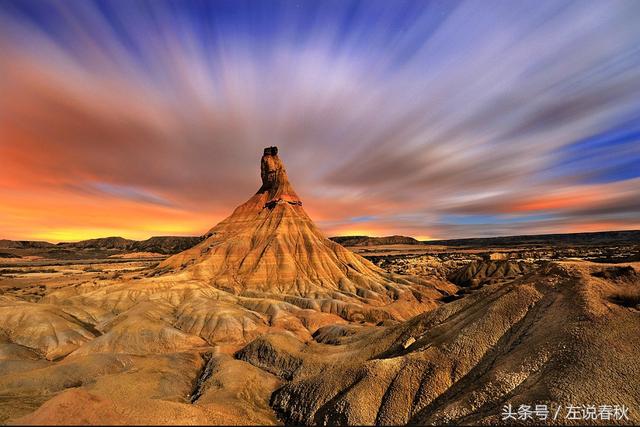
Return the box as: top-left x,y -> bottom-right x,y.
1,148 -> 639,425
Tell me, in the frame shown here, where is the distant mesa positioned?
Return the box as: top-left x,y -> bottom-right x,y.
427,230 -> 640,248
0,236 -> 204,259
330,235 -> 420,246
330,230 -> 640,248
0,239 -> 55,249
58,236 -> 204,254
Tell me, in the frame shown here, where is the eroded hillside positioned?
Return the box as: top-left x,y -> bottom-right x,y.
0,148 -> 637,425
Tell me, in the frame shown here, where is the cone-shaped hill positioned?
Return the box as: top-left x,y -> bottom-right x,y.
158,147 -> 450,316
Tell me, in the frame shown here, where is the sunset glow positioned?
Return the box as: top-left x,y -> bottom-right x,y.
1,0 -> 639,242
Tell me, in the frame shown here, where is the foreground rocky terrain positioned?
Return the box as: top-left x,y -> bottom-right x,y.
1,258 -> 638,425
0,149 -> 638,425
267,261 -> 640,425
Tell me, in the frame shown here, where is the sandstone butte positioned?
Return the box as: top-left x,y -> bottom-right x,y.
0,147 -> 638,425
157,146 -> 451,322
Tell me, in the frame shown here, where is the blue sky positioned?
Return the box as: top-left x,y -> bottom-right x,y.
1,0 -> 639,240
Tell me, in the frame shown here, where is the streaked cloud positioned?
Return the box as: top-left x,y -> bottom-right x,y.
1,0 -> 639,241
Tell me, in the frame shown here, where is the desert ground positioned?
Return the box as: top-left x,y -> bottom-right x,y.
0,149 -> 638,425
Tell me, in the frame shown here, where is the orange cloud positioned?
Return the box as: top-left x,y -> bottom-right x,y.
508,188 -> 606,212
0,188 -> 221,242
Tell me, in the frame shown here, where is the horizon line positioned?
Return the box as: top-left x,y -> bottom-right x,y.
2,228 -> 639,245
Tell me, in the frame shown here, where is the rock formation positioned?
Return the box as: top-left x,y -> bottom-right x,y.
447,260 -> 533,287
157,147 -> 449,320
252,262 -> 640,425
330,235 -> 421,246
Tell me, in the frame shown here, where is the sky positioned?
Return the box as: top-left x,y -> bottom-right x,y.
1,0 -> 640,242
